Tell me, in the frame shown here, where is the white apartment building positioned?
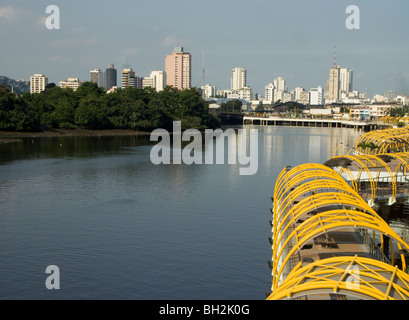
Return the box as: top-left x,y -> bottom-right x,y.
143,71 -> 165,92
237,87 -> 252,101
231,67 -> 246,91
264,83 -> 275,104
339,68 -> 353,94
298,91 -> 310,105
217,89 -> 233,98
273,77 -> 286,102
142,77 -> 154,89
201,84 -> 217,98
281,91 -> 293,103
150,71 -> 165,91
309,86 -> 324,105
30,74 -> 48,93
294,87 -> 305,102
59,78 -> 84,91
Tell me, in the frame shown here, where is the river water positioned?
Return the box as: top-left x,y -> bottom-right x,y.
0,125 -> 407,299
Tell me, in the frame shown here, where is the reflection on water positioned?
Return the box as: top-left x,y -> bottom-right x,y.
0,126 -> 406,299
0,135 -> 154,164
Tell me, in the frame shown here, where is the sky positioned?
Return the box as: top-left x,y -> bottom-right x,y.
0,0 -> 408,98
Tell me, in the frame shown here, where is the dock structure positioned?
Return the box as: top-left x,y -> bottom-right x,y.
267,126 -> 409,300
243,115 -> 390,131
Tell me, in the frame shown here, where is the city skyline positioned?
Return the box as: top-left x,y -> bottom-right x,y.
0,0 -> 408,98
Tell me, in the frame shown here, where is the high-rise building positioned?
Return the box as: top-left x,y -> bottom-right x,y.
231,67 -> 246,91
30,74 -> 48,94
340,68 -> 353,94
121,68 -> 142,89
121,68 -> 135,88
59,78 -> 84,91
90,69 -> 105,88
165,47 -> 191,90
325,65 -> 340,103
273,77 -> 286,102
264,83 -> 275,104
105,64 -> 117,90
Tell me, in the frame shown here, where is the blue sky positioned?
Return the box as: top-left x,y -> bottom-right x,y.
0,0 -> 408,97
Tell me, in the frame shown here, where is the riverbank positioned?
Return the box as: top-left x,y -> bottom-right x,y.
0,129 -> 151,144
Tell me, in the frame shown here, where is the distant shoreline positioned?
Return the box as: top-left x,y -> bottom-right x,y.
0,129 -> 152,144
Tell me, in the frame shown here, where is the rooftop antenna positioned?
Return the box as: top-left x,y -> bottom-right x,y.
333,45 -> 337,68
123,56 -> 131,69
202,50 -> 205,93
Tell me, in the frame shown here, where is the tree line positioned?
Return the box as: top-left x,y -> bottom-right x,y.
0,82 -> 221,132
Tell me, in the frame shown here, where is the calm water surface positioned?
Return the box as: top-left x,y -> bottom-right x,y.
0,125 -> 407,299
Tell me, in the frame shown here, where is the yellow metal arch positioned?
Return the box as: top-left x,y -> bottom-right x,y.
354,127 -> 409,155
268,256 -> 409,300
269,126 -> 409,300
270,163 -> 409,291
325,152 -> 409,204
271,208 -> 409,289
324,154 -> 398,204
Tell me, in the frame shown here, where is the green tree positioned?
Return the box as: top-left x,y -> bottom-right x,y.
0,84 -> 17,130
75,95 -> 108,129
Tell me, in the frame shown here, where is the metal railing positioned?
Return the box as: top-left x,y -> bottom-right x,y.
357,228 -> 391,264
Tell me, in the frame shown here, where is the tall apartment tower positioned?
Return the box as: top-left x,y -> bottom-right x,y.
273,77 -> 286,102
90,69 -> 105,88
165,47 -> 191,90
339,68 -> 353,94
231,67 -> 246,91
30,74 -> 48,93
325,65 -> 341,103
105,64 -> 117,90
264,83 -> 275,104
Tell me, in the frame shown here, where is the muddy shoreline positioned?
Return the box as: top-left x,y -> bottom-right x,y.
0,129 -> 151,144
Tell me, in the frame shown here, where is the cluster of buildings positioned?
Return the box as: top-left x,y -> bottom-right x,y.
27,46 -> 408,118
29,47 -> 192,94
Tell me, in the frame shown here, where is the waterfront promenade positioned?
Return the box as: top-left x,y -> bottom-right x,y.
267,125 -> 409,300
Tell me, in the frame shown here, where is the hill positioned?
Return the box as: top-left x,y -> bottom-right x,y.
0,76 -> 29,94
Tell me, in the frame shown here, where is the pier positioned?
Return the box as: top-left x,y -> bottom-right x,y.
244,115 -> 390,131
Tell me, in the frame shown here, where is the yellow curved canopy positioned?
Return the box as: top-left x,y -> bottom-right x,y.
270,163 -> 409,293
267,255 -> 409,300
